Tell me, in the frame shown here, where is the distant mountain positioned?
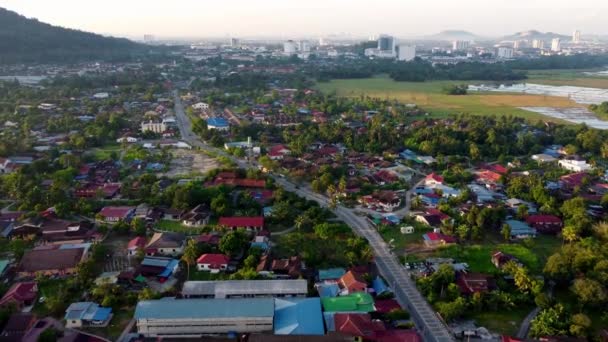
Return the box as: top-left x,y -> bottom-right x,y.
501,30 -> 570,41
423,30 -> 486,41
0,7 -> 149,64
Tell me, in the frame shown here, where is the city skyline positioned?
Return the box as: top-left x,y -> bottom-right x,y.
0,0 -> 606,40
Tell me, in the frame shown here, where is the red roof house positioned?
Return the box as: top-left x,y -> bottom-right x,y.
456,272 -> 493,295
374,330 -> 422,342
373,299 -> 402,314
339,270 -> 368,294
334,313 -> 385,338
218,216 -> 264,231
127,236 -> 147,255
98,206 -> 135,222
268,145 -> 291,160
560,172 -> 587,190
0,282 -> 38,310
482,164 -> 508,175
525,215 -> 563,234
197,233 -> 220,245
425,173 -> 444,185
476,170 -> 502,184
422,232 -> 456,247
196,254 -> 230,272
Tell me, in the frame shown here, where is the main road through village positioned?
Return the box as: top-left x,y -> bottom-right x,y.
172,90 -> 455,342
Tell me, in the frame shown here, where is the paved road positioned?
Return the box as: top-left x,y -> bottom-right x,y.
517,307 -> 540,339
172,91 -> 455,342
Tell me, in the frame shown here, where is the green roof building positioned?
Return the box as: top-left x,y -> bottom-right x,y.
321,293 -> 375,312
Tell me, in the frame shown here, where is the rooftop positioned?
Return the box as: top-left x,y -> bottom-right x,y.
321,293 -> 374,313
274,297 -> 325,336
134,298 -> 275,320
182,279 -> 308,298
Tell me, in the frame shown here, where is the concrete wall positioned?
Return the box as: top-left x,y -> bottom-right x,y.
137,316 -> 273,337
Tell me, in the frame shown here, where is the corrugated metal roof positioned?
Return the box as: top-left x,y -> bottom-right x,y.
274,298 -> 324,335
182,279 -> 308,298
135,298 -> 275,319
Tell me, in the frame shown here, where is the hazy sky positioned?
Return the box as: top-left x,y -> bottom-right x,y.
0,0 -> 606,39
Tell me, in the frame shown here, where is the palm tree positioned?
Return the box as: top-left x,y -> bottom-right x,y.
562,225 -> 579,245
181,239 -> 199,280
294,214 -> 311,234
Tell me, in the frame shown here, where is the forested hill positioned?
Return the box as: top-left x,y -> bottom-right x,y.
0,8 -> 149,64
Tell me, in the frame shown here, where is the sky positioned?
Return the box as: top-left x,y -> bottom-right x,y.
0,0 -> 606,39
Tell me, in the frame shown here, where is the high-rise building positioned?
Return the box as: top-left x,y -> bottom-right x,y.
532,39 -> 545,49
397,45 -> 416,61
143,35 -> 155,43
377,35 -> 395,52
297,40 -> 311,53
497,47 -> 514,59
452,40 -> 470,51
551,38 -> 561,52
230,38 -> 241,48
572,30 -> 581,43
283,40 -> 298,55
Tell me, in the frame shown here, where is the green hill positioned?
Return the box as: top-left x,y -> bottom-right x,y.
0,7 -> 149,64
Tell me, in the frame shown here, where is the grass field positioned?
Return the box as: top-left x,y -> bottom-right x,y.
468,306 -> 534,336
88,144 -> 122,161
316,76 -> 581,121
527,69 -> 608,89
155,219 -> 209,235
379,223 -> 433,252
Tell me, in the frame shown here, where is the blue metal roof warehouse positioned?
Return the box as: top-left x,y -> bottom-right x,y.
135,298 -> 274,320
274,298 -> 325,336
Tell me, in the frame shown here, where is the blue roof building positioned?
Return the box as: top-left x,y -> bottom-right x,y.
65,302 -> 112,328
207,117 -> 229,130
323,312 -> 336,331
274,298 -> 324,336
0,259 -> 9,276
506,220 -> 537,239
372,276 -> 390,295
318,268 -> 346,282
315,283 -> 340,298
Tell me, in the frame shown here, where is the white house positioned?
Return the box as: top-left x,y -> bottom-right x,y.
141,121 -> 167,134
197,254 -> 230,273
558,159 -> 593,172
192,102 -> 210,111
116,136 -> 138,143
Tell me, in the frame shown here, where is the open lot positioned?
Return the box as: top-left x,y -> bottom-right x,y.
467,306 -> 534,337
155,219 -> 208,235
405,234 -> 561,274
160,149 -> 219,177
316,75 -> 581,120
